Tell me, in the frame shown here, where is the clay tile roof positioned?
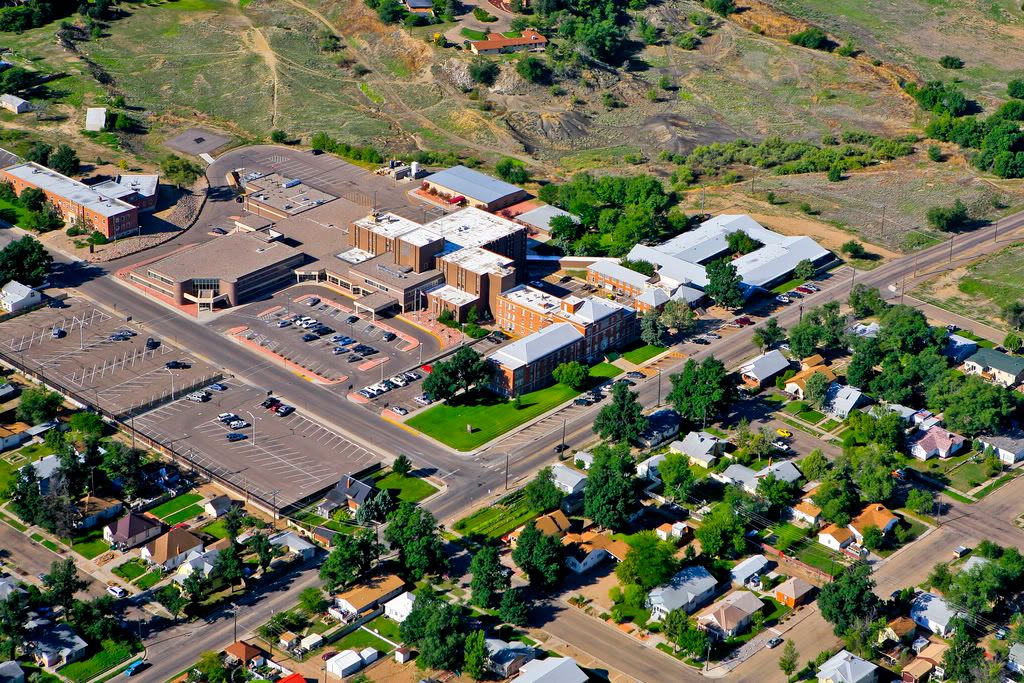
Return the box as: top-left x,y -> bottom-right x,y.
471,28 -> 547,51
820,524 -> 853,543
793,500 -> 821,517
851,504 -> 896,534
224,641 -> 264,662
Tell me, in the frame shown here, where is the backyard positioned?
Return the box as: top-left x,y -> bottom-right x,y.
369,469 -> 438,503
150,492 -> 203,522
407,363 -> 620,451
333,627 -> 395,654
454,490 -> 539,540
59,640 -> 140,683
0,442 -> 55,501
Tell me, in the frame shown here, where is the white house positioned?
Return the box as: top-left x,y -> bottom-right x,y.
962,347 -> 1024,387
1008,642 -> 1024,674
823,383 -> 870,419
550,463 -> 587,495
269,531 -> 316,561
141,528 -> 203,570
0,281 -> 41,313
203,495 -> 233,518
816,650 -> 878,683
647,565 -> 718,620
670,431 -> 721,469
383,591 -> 416,623
514,657 -> 587,683
636,453 -> 667,481
978,429 -> 1024,465
911,593 -> 960,637
739,349 -> 790,386
818,524 -> 854,551
910,426 -> 966,460
572,451 -> 594,470
0,94 -> 30,114
562,532 -> 627,574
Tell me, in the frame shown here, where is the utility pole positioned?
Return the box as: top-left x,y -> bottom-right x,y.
900,276 -> 906,305
656,369 -> 662,407
949,234 -> 954,264
879,204 -> 886,240
799,303 -> 804,323
700,186 -> 705,214
504,452 -> 509,490
560,419 -> 566,453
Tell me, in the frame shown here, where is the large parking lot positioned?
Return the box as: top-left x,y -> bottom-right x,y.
210,286 -> 440,389
131,384 -> 376,507
0,297 -> 219,415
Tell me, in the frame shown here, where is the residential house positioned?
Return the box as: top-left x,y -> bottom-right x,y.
269,531 -> 316,561
978,429 -> 1024,464
647,565 -> 718,620
203,495 -> 233,518
847,322 -> 879,339
877,616 -> 917,646
823,384 -> 870,419
636,453 -> 667,481
718,464 -> 759,493
670,431 -> 722,469
1008,642 -> 1024,674
469,28 -> 547,55
818,524 -> 854,551
508,510 -> 572,547
27,620 -> 87,667
550,464 -> 586,495
774,577 -> 814,608
0,661 -> 24,683
790,497 -> 822,526
849,504 -> 898,544
962,347 -> 1024,387
816,650 -> 878,683
0,577 -> 25,600
801,354 -> 826,370
0,94 -> 30,115
0,422 -> 29,451
77,495 -> 123,530
739,350 -> 791,387
317,475 -> 375,516
562,531 -> 628,573
902,641 -> 949,683
486,638 -> 537,678
911,593 -> 960,637
573,451 -> 594,470
656,521 -> 691,543
383,591 -> 416,623
910,426 -> 966,460
141,527 -> 204,570
761,460 -> 803,486
697,591 -> 764,640
634,409 -> 681,448
945,333 -> 978,363
513,657 -> 588,683
882,403 -> 917,424
278,632 -> 299,650
223,641 -> 266,668
912,409 -> 941,431
0,281 -> 41,313
313,526 -> 337,548
402,0 -> 434,13
334,574 -> 405,618
174,541 -> 228,584
730,555 -> 769,586
27,454 -> 62,495
103,512 -> 162,549
784,365 -> 837,400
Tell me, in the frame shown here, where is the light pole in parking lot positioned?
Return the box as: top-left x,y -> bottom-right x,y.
165,368 -> 175,400
244,410 -> 257,446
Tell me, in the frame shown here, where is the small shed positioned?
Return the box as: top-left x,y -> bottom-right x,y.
394,648 -> 413,664
85,107 -> 107,132
359,647 -> 378,665
326,651 -> 362,677
279,631 -> 299,649
299,633 -> 323,652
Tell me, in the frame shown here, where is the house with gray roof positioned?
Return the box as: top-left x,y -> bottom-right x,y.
23,454 -> 62,495
636,453 -> 667,481
816,650 -> 877,683
647,565 -> 718,619
730,554 -> 769,586
550,463 -> 587,495
670,431 -> 722,468
761,460 -> 802,485
962,347 -> 1024,387
514,657 -> 588,683
1009,642 -> 1024,674
422,165 -> 528,211
485,638 -> 537,678
0,660 -> 23,683
270,531 -> 316,561
572,451 -> 593,470
718,461 -> 801,494
979,428 -> 1024,464
634,408 -> 680,448
740,349 -> 791,386
515,205 -> 578,235
27,619 -> 87,667
0,577 -> 24,600
911,593 -> 961,637
945,333 -> 978,363
823,383 -> 871,419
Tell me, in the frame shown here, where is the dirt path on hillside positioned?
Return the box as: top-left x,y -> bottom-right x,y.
242,26 -> 280,127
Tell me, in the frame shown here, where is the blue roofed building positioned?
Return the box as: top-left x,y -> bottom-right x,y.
422,165 -> 529,211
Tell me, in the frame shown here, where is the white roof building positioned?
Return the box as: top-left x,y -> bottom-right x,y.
85,107 -> 107,132
513,657 -> 588,683
0,281 -> 40,313
550,463 -> 587,495
740,350 -> 791,384
0,94 -> 30,114
490,322 -> 582,371
816,649 -> 878,683
383,591 -> 416,623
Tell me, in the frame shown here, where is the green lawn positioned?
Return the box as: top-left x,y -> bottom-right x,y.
795,544 -> 845,576
454,490 -> 539,539
976,474 -> 1015,499
135,570 -> 163,590
201,518 -> 229,539
0,512 -> 27,532
408,364 -> 620,451
365,615 -> 402,642
770,276 -> 809,295
820,419 -> 840,431
60,640 -> 140,683
767,522 -> 809,552
370,470 -> 438,503
621,343 -> 666,365
112,558 -> 147,582
0,442 -> 55,501
334,627 -> 395,653
460,27 -> 487,40
68,528 -> 110,560
0,197 -> 32,228
782,401 -> 824,422
149,492 -> 202,519
797,409 -> 825,424
20,664 -> 61,683
162,504 -> 203,526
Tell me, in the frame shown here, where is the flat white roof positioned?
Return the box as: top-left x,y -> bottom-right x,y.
426,283 -> 478,306
3,162 -> 135,218
336,247 -> 375,264
500,284 -> 562,316
85,107 -> 107,131
116,174 -> 159,198
354,212 -> 422,238
424,207 -> 524,249
490,322 -> 582,370
438,246 -> 513,275
516,204 -> 577,232
400,226 -> 443,247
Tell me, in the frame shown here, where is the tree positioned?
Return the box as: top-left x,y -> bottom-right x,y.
298,587 -> 325,615
181,570 -> 210,607
827,165 -> 843,182
0,236 -> 53,287
660,300 -> 695,332
552,361 -> 588,391
756,474 -> 797,509
695,503 -> 745,558
818,563 -> 881,636
248,533 -> 277,573
667,356 -> 736,427
25,142 -> 53,166
549,214 -> 583,243
495,158 -> 529,185
583,443 -> 637,530
800,449 -> 829,481
794,259 -> 816,280
320,529 -> 383,590
468,57 -> 499,86
703,0 -> 735,16
160,155 -> 204,187
511,522 -> 563,590
68,412 -> 104,440
848,284 -> 887,318
659,452 -> 695,502
594,382 -> 646,443
49,144 -> 79,176
498,587 -> 530,626
222,505 -> 245,542
469,544 -> 509,608
704,257 -> 744,309
942,618 -> 984,681
861,525 -> 884,550
805,371 -> 832,409
100,442 -> 145,500
752,318 -> 785,352
939,55 -> 964,69
677,621 -> 711,658
194,651 -> 228,683
448,346 -> 488,395
787,321 -> 821,359
927,199 -> 969,231
0,591 -> 28,659
524,467 -> 563,512
356,490 -> 397,525
392,454 -> 412,476
42,559 -> 87,613
212,543 -> 245,592
155,585 -> 187,621
422,363 -> 459,402
6,463 -> 41,525
384,503 -> 446,580
401,589 -> 467,670
905,488 -> 934,516
69,596 -> 120,642
640,310 -> 667,346
615,531 -> 677,589
779,640 -> 799,677
841,240 -> 866,259
464,630 -> 487,680
516,56 -> 549,83
726,230 -> 760,255
789,27 -> 831,50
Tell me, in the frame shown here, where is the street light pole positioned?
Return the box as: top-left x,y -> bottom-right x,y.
504,452 -> 509,490
560,419 -> 566,453
244,410 -> 256,446
165,368 -> 175,400
656,369 -> 662,407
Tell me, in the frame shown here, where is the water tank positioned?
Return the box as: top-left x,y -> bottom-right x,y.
410,161 -> 420,177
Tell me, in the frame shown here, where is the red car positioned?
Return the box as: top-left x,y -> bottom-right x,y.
171,522 -> 189,529
735,316 -> 754,326
795,286 -> 813,294
320,652 -> 337,661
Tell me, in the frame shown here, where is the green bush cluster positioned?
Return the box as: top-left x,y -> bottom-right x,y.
310,132 -> 384,164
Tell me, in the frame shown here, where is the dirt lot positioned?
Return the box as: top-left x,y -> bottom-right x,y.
130,384 -> 377,507
0,297 -> 219,415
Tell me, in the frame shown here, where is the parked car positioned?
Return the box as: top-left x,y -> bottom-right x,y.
347,355 -> 363,363
692,338 -> 710,345
775,295 -> 790,304
226,433 -> 247,442
276,320 -> 291,328
210,383 -> 227,391
145,337 -> 159,351
414,394 -> 433,405
735,316 -> 754,326
554,444 -> 569,453
276,405 -> 294,416
302,333 -> 318,342
306,297 -> 321,307
771,440 -> 791,451
228,420 -> 248,429
776,428 -> 792,438
260,397 -> 277,408
346,315 -> 359,324
382,332 -> 396,342
123,661 -> 147,677
766,637 -> 783,649
51,328 -> 66,339
320,652 -> 337,662
574,398 -> 591,407
332,346 -> 348,355
626,371 -> 645,380
106,584 -> 127,598
803,283 -> 820,292
795,286 -> 813,294
208,227 -> 227,236
48,299 -> 67,308
165,360 -> 189,369
393,406 -> 408,416
264,398 -> 282,410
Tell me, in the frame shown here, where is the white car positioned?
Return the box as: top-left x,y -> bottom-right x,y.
276,320 -> 291,328
772,440 -> 791,451
218,413 -> 237,423
229,420 -> 248,429
389,376 -> 408,387
106,584 -> 127,598
775,295 -> 791,304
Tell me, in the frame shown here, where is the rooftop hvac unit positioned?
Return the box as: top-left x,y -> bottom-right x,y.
281,178 -> 301,188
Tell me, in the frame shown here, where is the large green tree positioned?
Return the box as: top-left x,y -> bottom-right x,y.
667,356 -> 736,427
42,559 -> 88,613
658,452 -> 695,502
469,544 -> 510,608
463,629 -> 488,680
384,503 -> 447,579
511,522 -> 563,591
818,563 -> 881,635
524,467 -> 564,512
704,257 -> 744,309
583,442 -> 637,530
0,591 -> 28,659
319,529 -> 383,590
694,503 -> 745,559
498,587 -> 530,626
752,317 -> 785,352
942,618 -> 983,681
804,371 -> 832,409
615,531 -> 677,589
400,589 -> 467,670
15,387 -> 62,424
593,382 -> 646,443
552,361 -> 589,391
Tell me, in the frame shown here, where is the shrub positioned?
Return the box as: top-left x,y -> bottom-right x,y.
516,56 -> 549,83
840,240 -> 865,258
702,0 -> 735,16
789,27 -> 831,51
469,57 -> 499,86
836,41 -> 856,57
1009,79 -> 1024,99
472,6 -> 496,21
939,55 -> 964,69
826,165 -> 843,182
926,199 -> 969,231
675,32 -> 700,50
270,130 -> 288,144
928,145 -> 943,162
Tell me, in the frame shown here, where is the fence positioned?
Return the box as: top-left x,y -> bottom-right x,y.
759,542 -> 836,584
